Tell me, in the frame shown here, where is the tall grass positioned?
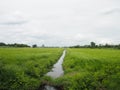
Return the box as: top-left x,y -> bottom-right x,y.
0,48 -> 63,90
55,48 -> 120,90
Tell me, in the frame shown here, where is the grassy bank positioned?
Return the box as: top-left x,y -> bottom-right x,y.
53,48 -> 120,90
0,48 -> 63,90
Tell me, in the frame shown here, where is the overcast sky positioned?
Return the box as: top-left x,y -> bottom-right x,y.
0,0 -> 120,46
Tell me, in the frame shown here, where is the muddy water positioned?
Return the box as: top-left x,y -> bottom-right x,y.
46,50 -> 66,78
43,85 -> 56,90
44,50 -> 66,90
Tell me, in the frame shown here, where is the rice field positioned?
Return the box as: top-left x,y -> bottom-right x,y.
0,48 -> 120,90
0,48 -> 63,90
54,48 -> 120,90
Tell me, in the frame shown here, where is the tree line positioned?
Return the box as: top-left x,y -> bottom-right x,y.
0,42 -> 30,47
69,42 -> 120,49
1,42 -> 120,49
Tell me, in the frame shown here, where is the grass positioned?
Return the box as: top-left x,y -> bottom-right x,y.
53,48 -> 120,90
0,48 -> 63,90
1,48 -> 120,90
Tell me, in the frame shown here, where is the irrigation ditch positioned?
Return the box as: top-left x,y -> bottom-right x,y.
38,50 -> 66,90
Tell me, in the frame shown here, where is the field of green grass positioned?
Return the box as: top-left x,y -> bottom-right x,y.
53,48 -> 120,90
0,48 -> 63,90
1,48 -> 120,90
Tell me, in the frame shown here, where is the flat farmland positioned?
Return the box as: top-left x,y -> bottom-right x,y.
0,48 -> 120,90
55,48 -> 120,90
0,48 -> 63,90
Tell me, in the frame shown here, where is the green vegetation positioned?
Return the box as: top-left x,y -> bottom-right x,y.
0,48 -> 63,90
70,42 -> 120,49
1,48 -> 120,90
53,48 -> 120,90
0,42 -> 30,47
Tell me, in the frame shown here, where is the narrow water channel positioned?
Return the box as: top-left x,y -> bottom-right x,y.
43,50 -> 66,90
47,50 -> 66,78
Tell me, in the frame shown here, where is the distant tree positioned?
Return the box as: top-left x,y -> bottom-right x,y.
90,42 -> 96,48
105,44 -> 111,48
6,43 -> 30,47
118,44 -> 120,49
73,45 -> 80,48
0,42 -> 6,46
32,44 -> 37,48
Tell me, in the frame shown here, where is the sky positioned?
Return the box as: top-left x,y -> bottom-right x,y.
0,0 -> 120,46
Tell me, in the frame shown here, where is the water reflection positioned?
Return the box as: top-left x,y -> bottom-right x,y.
46,50 -> 66,78
43,50 -> 66,90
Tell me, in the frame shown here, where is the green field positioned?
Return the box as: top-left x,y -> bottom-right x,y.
0,48 -> 120,90
0,48 -> 63,90
54,48 -> 120,90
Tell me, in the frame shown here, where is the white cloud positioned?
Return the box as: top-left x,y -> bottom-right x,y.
0,11 -> 29,25
102,8 -> 120,15
0,0 -> 120,46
